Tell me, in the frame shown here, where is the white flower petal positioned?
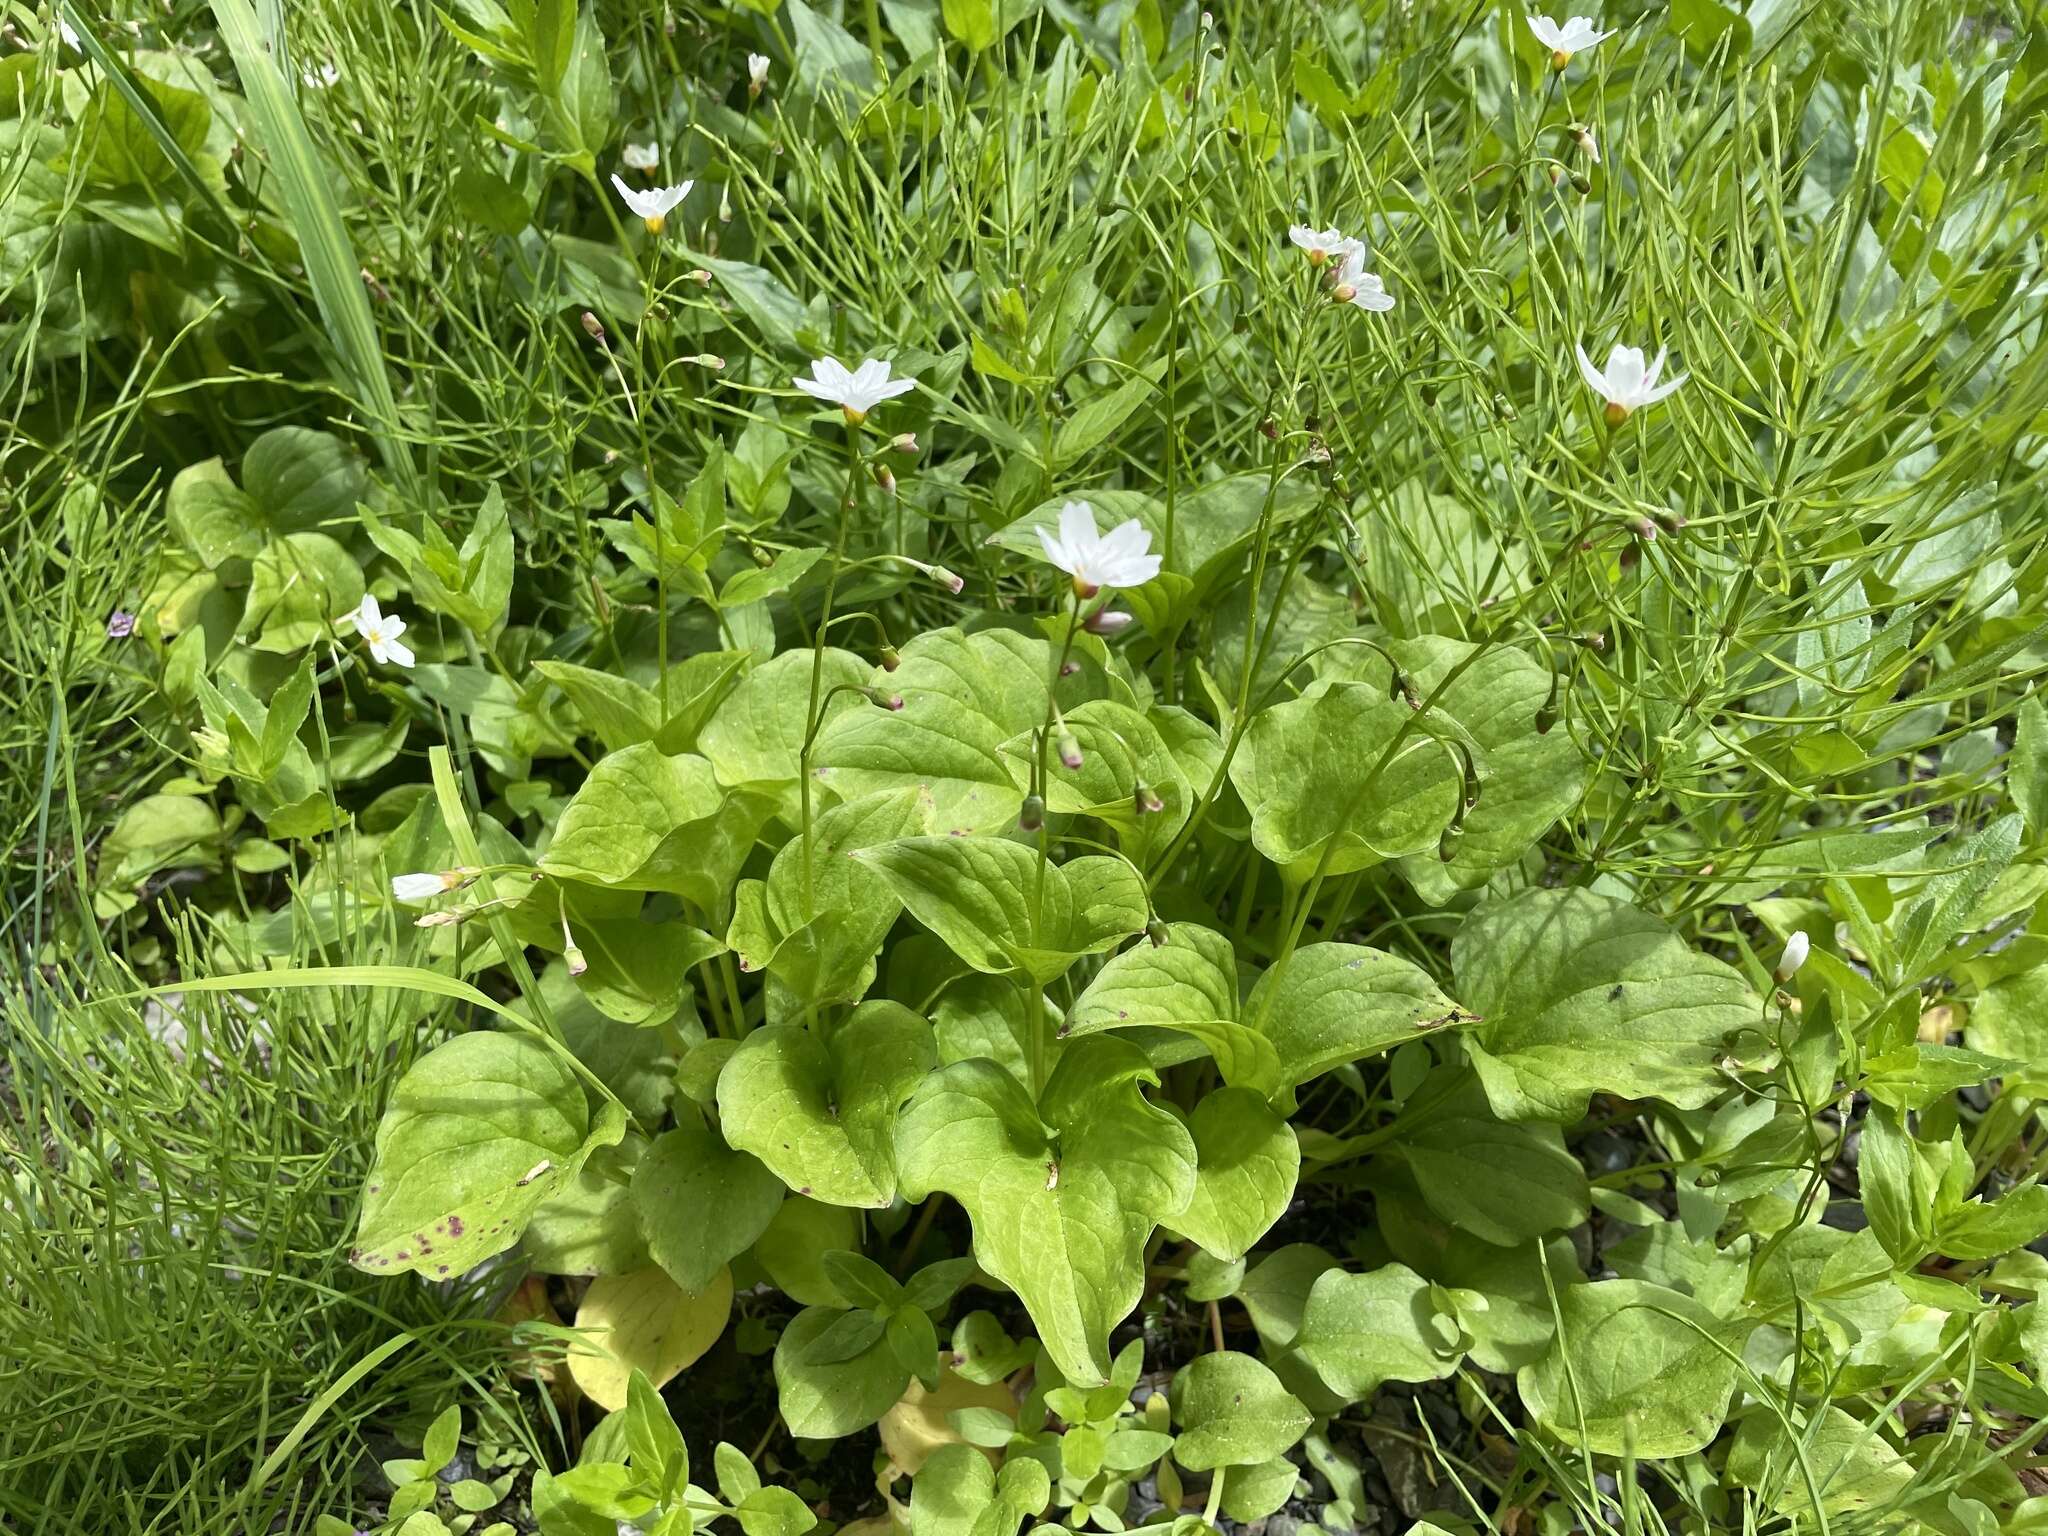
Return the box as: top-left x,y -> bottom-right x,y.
1574,343 -> 1609,398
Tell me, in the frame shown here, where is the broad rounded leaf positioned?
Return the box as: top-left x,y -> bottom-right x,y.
896,1037 -> 1196,1385
1245,942 -> 1467,1092
634,1120 -> 785,1292
858,838 -> 1147,986
1172,1088 -> 1298,1262
1517,1279 -> 1750,1456
567,1264 -> 733,1411
1168,1351 -> 1309,1471
1230,683 -> 1461,883
353,1032 -> 627,1277
774,1304 -> 912,1439
719,1002 -> 938,1207
1455,888 -> 1764,1120
1294,1263 -> 1462,1401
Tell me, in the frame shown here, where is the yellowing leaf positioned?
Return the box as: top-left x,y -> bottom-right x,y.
568,1264 -> 734,1410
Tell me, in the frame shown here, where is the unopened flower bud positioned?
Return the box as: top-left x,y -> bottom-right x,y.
1019,794 -> 1046,832
1534,705 -> 1558,735
878,644 -> 901,671
1773,930 -> 1810,982
1259,417 -> 1279,441
564,943 -> 588,976
690,354 -> 726,370
1086,608 -> 1134,637
1575,631 -> 1607,653
931,565 -> 964,595
1655,510 -> 1689,535
874,465 -> 897,495
580,311 -> 606,341
1133,781 -> 1164,815
1147,918 -> 1170,947
862,687 -> 905,711
891,432 -> 919,456
1570,171 -> 1592,194
687,268 -> 711,285
415,908 -> 466,928
1633,517 -> 1658,541
1438,825 -> 1462,862
1058,731 -> 1083,770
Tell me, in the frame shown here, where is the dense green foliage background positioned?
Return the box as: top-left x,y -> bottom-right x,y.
5,0 -> 2048,1532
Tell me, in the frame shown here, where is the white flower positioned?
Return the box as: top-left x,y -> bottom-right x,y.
1332,247 -> 1395,313
793,356 -> 917,423
610,174 -> 693,233
1527,14 -> 1615,66
622,140 -> 660,171
1287,225 -> 1360,267
1575,341 -> 1687,423
346,594 -> 414,668
391,873 -> 449,903
748,53 -> 771,92
1774,930 -> 1811,982
58,18 -> 81,49
302,60 -> 339,88
1036,500 -> 1162,596
1573,124 -> 1600,164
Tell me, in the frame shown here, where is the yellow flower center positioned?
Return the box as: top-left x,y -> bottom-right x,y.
1307,248 -> 1328,266
644,213 -> 665,234
1603,400 -> 1628,427
841,405 -> 867,425
1550,48 -> 1572,69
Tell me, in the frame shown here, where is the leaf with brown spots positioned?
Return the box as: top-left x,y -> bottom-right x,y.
352,1031 -> 627,1278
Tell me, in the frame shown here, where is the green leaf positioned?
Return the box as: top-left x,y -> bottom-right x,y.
1895,814 -> 2022,982
1395,1077 -> 1589,1246
1230,683 -> 1461,883
1065,921 -> 1278,1090
540,744 -> 772,908
1517,1279 -> 1750,1456
1726,1405 -> 1914,1517
625,1369 -> 687,1499
1171,1088 -> 1298,1263
815,627 -> 1073,834
2012,694 -> 2048,838
1168,1351 -> 1310,1471
541,6 -> 612,165
633,1120 -> 785,1293
737,1487 -> 818,1536
208,0 -> 409,483
721,546 -> 826,608
940,0 -> 997,51
754,1198 -> 861,1306
1052,359 -> 1167,468
858,838 -> 1146,985
535,661 -> 664,753
699,647 -> 872,802
910,1444 -> 1050,1536
718,1002 -> 938,1207
773,1304 -> 909,1439
353,1032 -> 628,1276
896,1038 -> 1197,1385
726,787 -> 934,1009
239,533 -> 364,653
526,1147 -> 650,1276
1247,942 -> 1467,1093
1292,1264 -> 1462,1401
1350,638 -> 1587,903
1455,888 -> 1763,1121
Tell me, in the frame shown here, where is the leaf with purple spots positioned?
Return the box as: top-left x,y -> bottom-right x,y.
352,1031 -> 628,1277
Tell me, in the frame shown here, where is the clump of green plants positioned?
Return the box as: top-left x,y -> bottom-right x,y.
7,0 -> 2048,1532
